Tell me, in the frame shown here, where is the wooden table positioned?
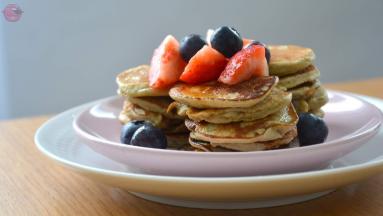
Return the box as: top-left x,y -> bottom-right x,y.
1,78 -> 383,216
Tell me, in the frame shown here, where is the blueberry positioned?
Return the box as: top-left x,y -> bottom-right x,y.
179,34 -> 207,62
120,120 -> 151,144
210,26 -> 243,58
131,124 -> 167,149
297,113 -> 329,146
247,41 -> 271,64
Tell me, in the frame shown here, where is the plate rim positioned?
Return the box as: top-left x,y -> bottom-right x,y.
35,91 -> 383,183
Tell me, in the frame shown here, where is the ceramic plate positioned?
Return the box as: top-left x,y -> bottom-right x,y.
72,91 -> 382,177
35,94 -> 383,209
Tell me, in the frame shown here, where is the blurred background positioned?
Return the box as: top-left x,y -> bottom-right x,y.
1,0 -> 382,119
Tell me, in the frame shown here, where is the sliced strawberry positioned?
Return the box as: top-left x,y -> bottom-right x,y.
218,45 -> 269,85
242,38 -> 253,47
149,35 -> 186,89
180,45 -> 228,84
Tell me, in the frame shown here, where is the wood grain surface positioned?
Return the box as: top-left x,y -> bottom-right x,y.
1,77 -> 383,216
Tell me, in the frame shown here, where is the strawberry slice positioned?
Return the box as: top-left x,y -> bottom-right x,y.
218,45 -> 269,85
242,38 -> 253,47
179,45 -> 228,84
149,35 -> 186,89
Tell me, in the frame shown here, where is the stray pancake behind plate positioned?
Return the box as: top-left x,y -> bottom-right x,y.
169,76 -> 278,109
117,65 -> 169,97
269,45 -> 315,76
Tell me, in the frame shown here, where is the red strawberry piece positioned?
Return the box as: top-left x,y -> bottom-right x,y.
149,35 -> 186,89
242,38 -> 253,47
218,44 -> 269,85
180,45 -> 228,84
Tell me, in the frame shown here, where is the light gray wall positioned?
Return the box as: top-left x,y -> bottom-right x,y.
0,16 -> 10,119
1,0 -> 383,119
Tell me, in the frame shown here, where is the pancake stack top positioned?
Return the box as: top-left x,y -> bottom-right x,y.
269,45 -> 328,117
116,65 -> 188,149
168,76 -> 298,152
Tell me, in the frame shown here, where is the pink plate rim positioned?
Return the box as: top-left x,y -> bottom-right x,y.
72,90 -> 383,156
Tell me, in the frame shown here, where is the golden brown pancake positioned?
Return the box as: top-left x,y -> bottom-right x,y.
184,104 -> 298,141
118,101 -> 187,133
184,103 -> 298,152
168,88 -> 292,124
292,99 -> 309,113
269,45 -> 315,76
292,85 -> 328,115
189,129 -> 297,152
169,76 -> 278,108
128,96 -> 182,119
277,65 -> 320,89
307,85 -> 328,111
288,80 -> 320,100
310,109 -> 325,118
117,65 -> 169,97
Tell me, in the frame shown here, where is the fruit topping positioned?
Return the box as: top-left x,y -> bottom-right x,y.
120,120 -> 151,144
242,38 -> 253,47
149,35 -> 187,89
130,123 -> 168,149
246,41 -> 271,64
179,34 -> 207,62
121,120 -> 167,149
297,113 -> 329,146
180,45 -> 228,84
218,44 -> 269,85
210,26 -> 243,58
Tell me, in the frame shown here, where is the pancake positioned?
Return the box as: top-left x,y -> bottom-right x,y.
277,65 -> 320,89
168,88 -> 292,124
117,65 -> 169,97
169,76 -> 278,109
184,104 -> 298,142
307,85 -> 328,110
292,99 -> 309,113
188,138 -> 233,152
118,101 -> 187,133
292,86 -> 328,115
128,96 -> 182,119
289,80 -> 320,100
189,129 -> 297,152
269,45 -> 315,76
310,109 -> 325,118
190,124 -> 294,144
119,101 -> 162,125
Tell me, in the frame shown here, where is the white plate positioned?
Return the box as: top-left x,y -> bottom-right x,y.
35,94 -> 383,209
72,91 -> 382,177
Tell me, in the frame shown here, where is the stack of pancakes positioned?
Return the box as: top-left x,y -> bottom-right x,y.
269,45 -> 328,117
116,65 -> 188,149
168,76 -> 299,152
